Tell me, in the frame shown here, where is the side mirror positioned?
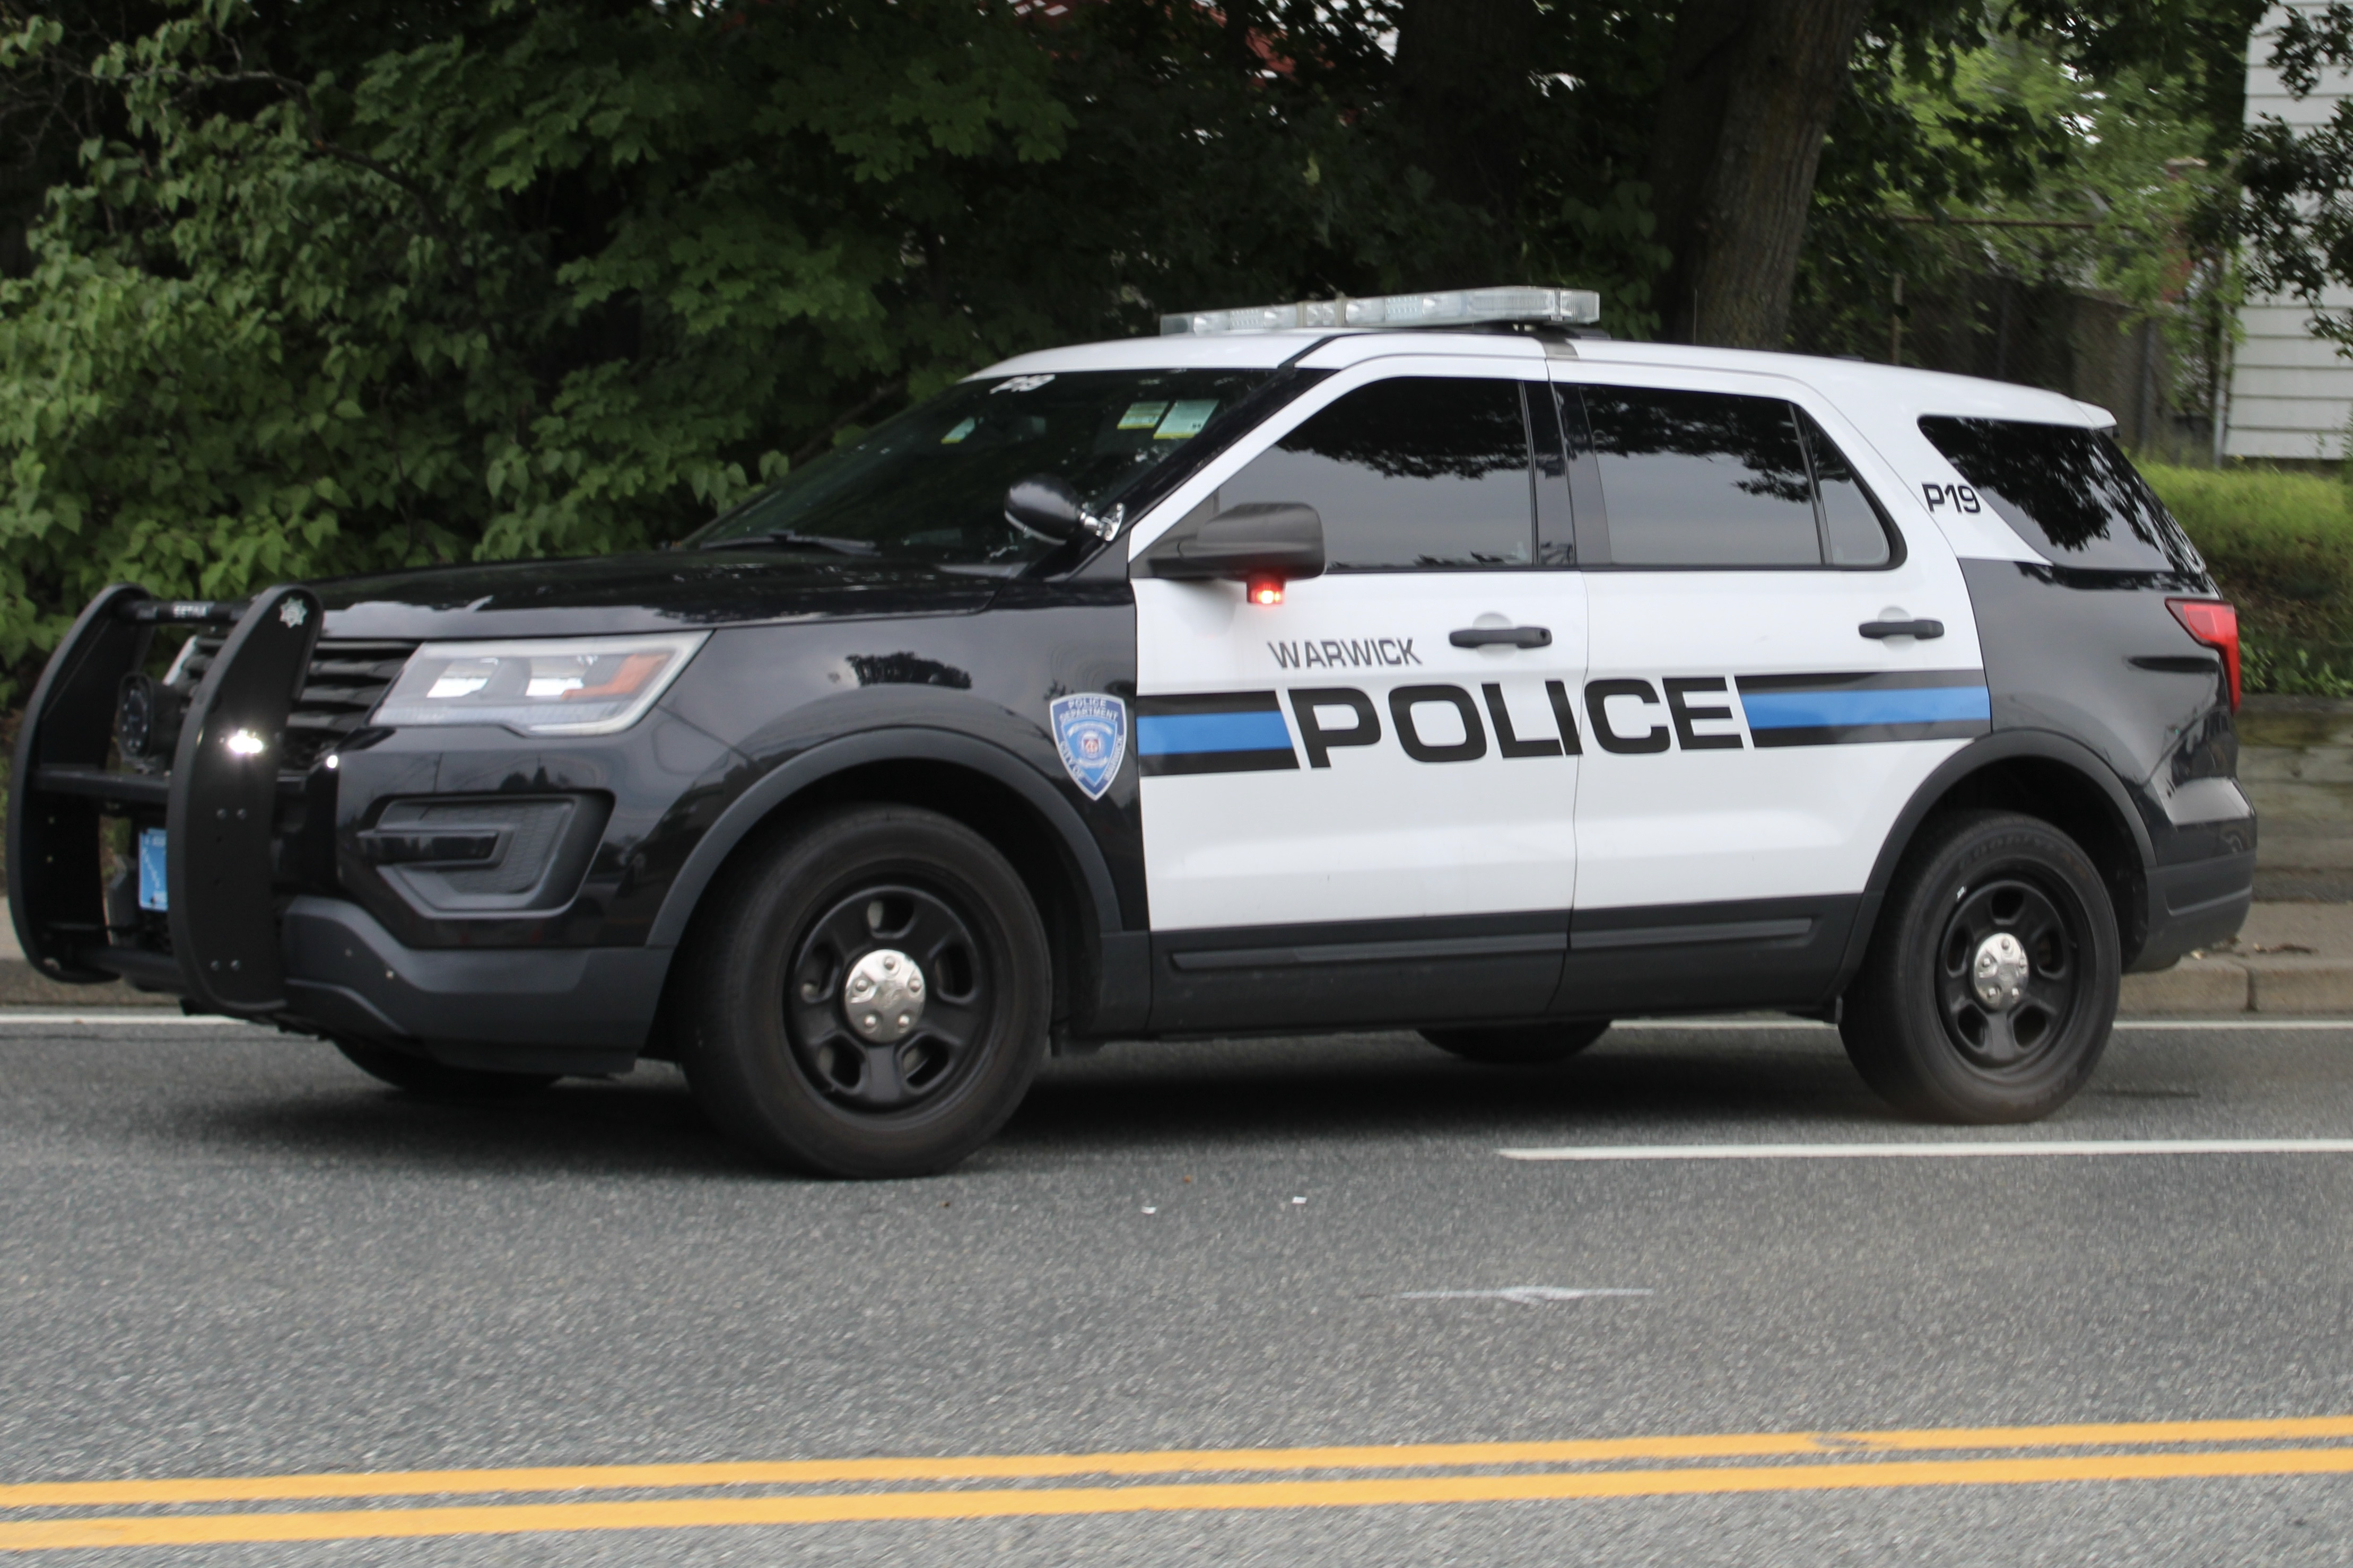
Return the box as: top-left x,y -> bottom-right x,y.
1144,503 -> 1325,594
1004,475 -> 1086,543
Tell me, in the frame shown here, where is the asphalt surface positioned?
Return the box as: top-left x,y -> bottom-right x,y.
5,1013 -> 2353,1564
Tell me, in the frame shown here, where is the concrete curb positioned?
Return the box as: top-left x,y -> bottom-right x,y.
2119,956 -> 2353,1017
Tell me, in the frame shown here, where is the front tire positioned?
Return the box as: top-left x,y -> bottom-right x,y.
682,805 -> 1051,1178
1841,809 -> 2119,1123
1421,1019 -> 1611,1064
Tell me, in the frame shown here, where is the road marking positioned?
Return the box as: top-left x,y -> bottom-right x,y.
8,1445 -> 2353,1549
1398,1288 -> 1652,1304
7,1417 -> 2353,1511
1607,1018 -> 2353,1032
1499,1137 -> 2353,1162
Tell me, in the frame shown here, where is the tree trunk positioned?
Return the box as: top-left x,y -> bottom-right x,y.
1392,0 -> 1536,285
1644,0 -> 1874,347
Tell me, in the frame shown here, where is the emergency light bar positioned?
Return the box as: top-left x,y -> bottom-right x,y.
1160,285 -> 1600,337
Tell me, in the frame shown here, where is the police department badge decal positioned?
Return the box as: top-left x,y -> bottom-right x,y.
1050,694 -> 1126,801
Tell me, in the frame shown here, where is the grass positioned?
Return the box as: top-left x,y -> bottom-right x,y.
2142,462 -> 2353,696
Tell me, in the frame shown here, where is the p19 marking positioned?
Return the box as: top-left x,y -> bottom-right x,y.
1921,481 -> 1982,514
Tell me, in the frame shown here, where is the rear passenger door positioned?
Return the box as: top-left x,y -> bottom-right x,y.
1131,357 -> 1587,1028
1556,369 -> 1984,1005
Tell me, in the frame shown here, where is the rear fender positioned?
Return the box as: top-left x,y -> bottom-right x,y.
1831,730 -> 2155,994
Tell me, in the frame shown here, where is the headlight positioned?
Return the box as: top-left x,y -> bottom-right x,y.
372,633 -> 708,737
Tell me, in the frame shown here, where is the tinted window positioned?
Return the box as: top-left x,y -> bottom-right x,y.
1583,388 -> 1820,566
1218,378 -> 1532,570
1800,411 -> 1894,567
1917,416 -> 2200,574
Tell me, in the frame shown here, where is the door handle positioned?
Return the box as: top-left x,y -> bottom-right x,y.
1450,625 -> 1553,649
1859,619 -> 1944,640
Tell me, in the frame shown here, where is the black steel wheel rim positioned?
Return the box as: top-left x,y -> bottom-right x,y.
783,882 -> 990,1113
1934,872 -> 2081,1071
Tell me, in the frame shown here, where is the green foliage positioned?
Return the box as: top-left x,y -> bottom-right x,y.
1800,13 -> 2247,402
0,0 -> 2282,715
0,1 -> 1098,687
0,0 -> 1698,703
2144,461 -> 2353,691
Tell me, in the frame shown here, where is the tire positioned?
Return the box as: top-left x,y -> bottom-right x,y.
681,804 -> 1051,1178
333,1037 -> 559,1098
1841,809 -> 2119,1124
1420,1019 -> 1611,1064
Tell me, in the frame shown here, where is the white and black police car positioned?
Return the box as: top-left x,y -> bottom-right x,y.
10,286 -> 2252,1176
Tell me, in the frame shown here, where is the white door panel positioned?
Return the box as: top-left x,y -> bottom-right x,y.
1565,369 -> 1985,915
1137,571 -> 1587,931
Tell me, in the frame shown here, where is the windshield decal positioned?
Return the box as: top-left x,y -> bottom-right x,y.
1155,399 -> 1219,440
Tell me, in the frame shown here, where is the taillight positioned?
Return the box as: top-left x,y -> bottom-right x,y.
2167,598 -> 2240,712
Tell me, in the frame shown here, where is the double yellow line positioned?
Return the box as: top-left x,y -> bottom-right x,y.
6,1416 -> 2352,1550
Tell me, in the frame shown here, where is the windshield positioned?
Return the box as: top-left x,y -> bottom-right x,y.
691,368 -> 1272,570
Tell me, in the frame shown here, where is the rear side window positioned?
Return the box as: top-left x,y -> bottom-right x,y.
1218,377 -> 1532,571
1801,411 -> 1894,567
1579,387 -> 1892,568
1916,416 -> 2200,574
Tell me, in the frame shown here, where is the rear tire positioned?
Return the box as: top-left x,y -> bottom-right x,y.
1841,809 -> 2119,1123
1420,1019 -> 1610,1064
682,804 -> 1051,1178
333,1037 -> 559,1098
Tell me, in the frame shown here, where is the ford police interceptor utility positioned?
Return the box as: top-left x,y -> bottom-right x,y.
8,286 -> 2253,1177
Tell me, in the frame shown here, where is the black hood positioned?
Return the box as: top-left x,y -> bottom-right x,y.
315,549 -> 999,641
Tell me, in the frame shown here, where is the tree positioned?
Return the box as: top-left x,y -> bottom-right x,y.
0,0 -> 2268,706
1645,0 -> 1878,346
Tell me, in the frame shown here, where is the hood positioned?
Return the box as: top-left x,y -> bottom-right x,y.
315,549 -> 1000,641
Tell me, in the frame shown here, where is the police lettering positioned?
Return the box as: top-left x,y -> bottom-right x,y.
1283,678 -> 1743,765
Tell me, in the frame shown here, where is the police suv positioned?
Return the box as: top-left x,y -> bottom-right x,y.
8,286 -> 2253,1177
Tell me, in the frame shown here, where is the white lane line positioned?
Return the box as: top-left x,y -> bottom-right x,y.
1608,1018 -> 2353,1032
0,1012 -> 254,1027
1500,1138 -> 2353,1162
1399,1286 -> 1652,1303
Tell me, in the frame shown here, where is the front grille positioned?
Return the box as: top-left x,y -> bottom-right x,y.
177,637 -> 416,770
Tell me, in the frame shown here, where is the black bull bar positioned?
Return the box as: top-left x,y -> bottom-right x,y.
7,582 -> 323,1015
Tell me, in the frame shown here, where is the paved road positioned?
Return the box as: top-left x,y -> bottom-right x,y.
4,1013 -> 2353,1563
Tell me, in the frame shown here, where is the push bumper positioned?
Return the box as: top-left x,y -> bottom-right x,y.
7,583 -> 321,1012
6,582 -> 667,1073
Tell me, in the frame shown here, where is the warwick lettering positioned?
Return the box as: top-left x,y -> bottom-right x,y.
1268,638 -> 1420,670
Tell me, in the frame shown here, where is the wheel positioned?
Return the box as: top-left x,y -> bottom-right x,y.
681,804 -> 1051,1178
1841,809 -> 2119,1123
1420,1019 -> 1610,1064
333,1036 -> 559,1098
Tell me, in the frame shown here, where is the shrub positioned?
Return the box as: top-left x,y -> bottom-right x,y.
2143,462 -> 2353,692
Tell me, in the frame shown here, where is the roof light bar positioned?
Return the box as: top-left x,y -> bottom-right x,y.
1161,285 -> 1601,337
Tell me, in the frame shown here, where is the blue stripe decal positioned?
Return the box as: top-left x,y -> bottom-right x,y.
1740,686 -> 1991,731
1136,709 -> 1294,756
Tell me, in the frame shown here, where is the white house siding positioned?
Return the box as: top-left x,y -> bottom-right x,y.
2227,4 -> 2353,459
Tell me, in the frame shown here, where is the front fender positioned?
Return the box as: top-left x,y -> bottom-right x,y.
644,726 -> 1128,950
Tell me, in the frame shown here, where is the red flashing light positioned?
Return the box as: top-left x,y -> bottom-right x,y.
1247,576 -> 1284,607
2167,598 -> 2241,711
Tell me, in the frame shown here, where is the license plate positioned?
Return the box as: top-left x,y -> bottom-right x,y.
137,828 -> 168,912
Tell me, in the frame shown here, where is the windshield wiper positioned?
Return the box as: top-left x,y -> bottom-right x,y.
706,529 -> 879,556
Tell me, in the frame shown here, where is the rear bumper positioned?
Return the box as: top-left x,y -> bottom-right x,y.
2132,844 -> 2256,974
277,898 -> 669,1074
